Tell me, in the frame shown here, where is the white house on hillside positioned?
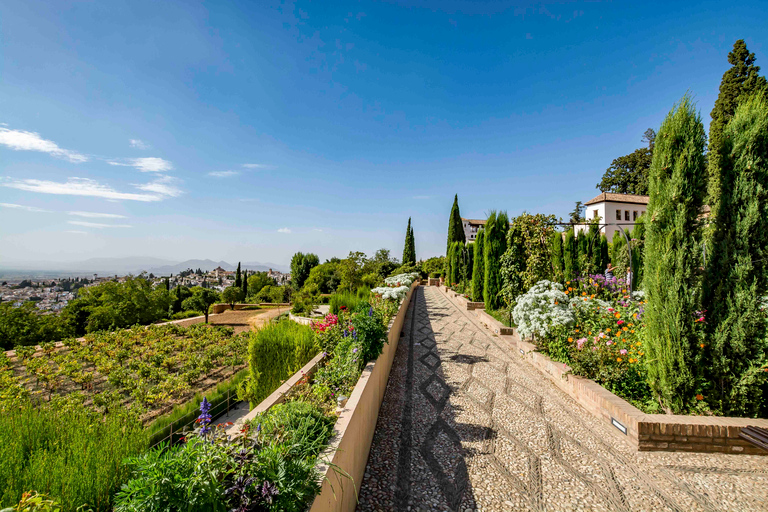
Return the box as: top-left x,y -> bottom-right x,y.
575,192 -> 649,242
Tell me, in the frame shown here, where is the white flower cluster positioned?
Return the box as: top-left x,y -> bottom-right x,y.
512,280 -> 574,340
371,285 -> 410,301
384,272 -> 420,287
568,295 -> 611,314
630,290 -> 645,301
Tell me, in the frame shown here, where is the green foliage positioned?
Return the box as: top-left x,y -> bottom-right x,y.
446,194 -> 466,253
501,213 -> 558,307
445,243 -> 454,285
562,229 -> 577,282
221,286 -> 243,309
255,285 -> 289,304
449,241 -> 461,285
630,219 -> 646,289
569,201 -> 585,224
0,303 -> 72,350
235,262 -> 242,289
644,94 -> 707,414
462,243 -> 473,284
610,234 -> 628,279
246,272 -> 276,301
351,311 -> 388,363
471,230 -> 485,302
421,256 -> 445,277
241,321 -> 318,407
702,92 -> 768,416
329,289 -> 368,315
709,39 -> 768,201
0,406 -> 147,511
181,287 -> 219,322
596,129 -> 655,195
550,231 -> 564,283
290,252 -> 320,289
402,218 -> 416,266
303,261 -> 340,294
483,210 -> 509,310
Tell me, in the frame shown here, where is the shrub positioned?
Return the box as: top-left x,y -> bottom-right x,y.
512,280 -> 573,341
351,310 -> 388,363
0,406 -> 147,512
484,211 -> 509,310
471,229 -> 485,301
240,322 -> 318,407
329,290 -> 366,315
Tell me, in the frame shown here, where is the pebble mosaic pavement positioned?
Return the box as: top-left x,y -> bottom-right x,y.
356,286 -> 768,512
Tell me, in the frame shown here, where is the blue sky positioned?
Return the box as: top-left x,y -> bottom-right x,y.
1,0 -> 766,267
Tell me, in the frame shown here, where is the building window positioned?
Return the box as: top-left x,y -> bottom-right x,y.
616,209 -> 621,221
633,211 -> 638,221
624,210 -> 629,221
593,209 -> 598,219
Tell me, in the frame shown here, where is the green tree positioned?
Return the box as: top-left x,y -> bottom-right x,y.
462,243 -> 473,284
235,262 -> 242,288
596,129 -> 656,195
630,218 -> 646,288
422,256 -> 446,277
483,210 -> 509,310
303,261 -> 341,294
702,93 -> 768,416
182,287 -> 220,323
562,228 -> 577,281
290,252 -> 320,289
402,218 -> 416,265
445,243 -> 454,284
709,40 -> 768,203
241,269 -> 248,298
550,230 -> 564,283
569,201 -> 585,224
644,94 -> 707,413
472,230 -> 485,301
247,272 -> 277,299
500,213 -> 558,305
446,194 -> 466,253
222,286 -> 244,310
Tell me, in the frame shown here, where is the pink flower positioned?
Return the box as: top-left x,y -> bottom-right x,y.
617,320 -> 625,325
576,337 -> 587,350
619,349 -> 627,355
606,341 -> 613,346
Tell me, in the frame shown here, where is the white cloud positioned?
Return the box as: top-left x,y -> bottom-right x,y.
64,230 -> 88,235
2,177 -> 164,202
68,211 -> 127,219
208,170 -> 240,178
109,157 -> 173,172
241,163 -> 266,169
0,127 -> 88,163
277,227 -> 292,233
0,202 -> 51,213
134,175 -> 182,197
129,139 -> 150,149
68,220 -> 132,228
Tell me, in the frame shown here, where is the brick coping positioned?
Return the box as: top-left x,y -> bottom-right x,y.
436,286 -> 768,455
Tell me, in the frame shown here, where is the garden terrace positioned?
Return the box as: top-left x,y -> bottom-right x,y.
0,323 -> 247,424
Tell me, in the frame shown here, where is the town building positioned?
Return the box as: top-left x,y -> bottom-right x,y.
576,192 -> 649,242
461,218 -> 487,242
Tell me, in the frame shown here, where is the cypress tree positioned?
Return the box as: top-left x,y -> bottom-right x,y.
242,270 -> 248,298
702,93 -> 768,416
446,194 -> 466,253
644,94 -> 707,413
464,243 -> 473,283
563,228 -> 576,281
611,235 -> 626,271
173,285 -> 183,313
577,232 -> 589,276
709,40 -> 768,204
472,230 -> 485,302
630,218 -> 646,289
235,262 -> 242,288
408,221 -> 416,264
403,218 -> 412,265
550,231 -> 564,282
599,234 -> 610,274
484,211 -> 509,310
451,241 -> 461,285
446,243 -> 454,284
164,277 -> 170,291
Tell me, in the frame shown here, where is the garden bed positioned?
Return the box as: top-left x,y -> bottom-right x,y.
438,286 -> 768,455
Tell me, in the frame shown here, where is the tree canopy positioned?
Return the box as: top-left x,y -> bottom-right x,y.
596,128 -> 655,195
290,252 -> 320,289
446,194 -> 465,253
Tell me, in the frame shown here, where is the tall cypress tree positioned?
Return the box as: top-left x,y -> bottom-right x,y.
446,194 -> 466,253
464,243 -> 473,283
563,228 -> 576,282
703,93 -> 768,416
483,211 -> 509,310
445,243 -> 454,284
709,40 -> 768,203
630,219 -> 646,288
599,234 -> 610,275
451,241 -> 462,285
242,270 -> 248,298
408,221 -> 416,264
644,94 -> 707,413
550,231 -> 564,282
472,230 -> 485,302
403,218 -> 412,265
235,262 -> 242,288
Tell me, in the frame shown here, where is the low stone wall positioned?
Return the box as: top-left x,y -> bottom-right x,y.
427,278 -> 440,286
211,303 -> 290,314
437,287 -> 768,455
310,280 -> 419,512
466,301 -> 484,310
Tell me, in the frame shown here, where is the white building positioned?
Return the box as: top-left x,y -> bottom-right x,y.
461,218 -> 486,242
576,192 -> 649,242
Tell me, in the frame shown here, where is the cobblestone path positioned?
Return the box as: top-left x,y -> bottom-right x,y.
357,286 -> 768,512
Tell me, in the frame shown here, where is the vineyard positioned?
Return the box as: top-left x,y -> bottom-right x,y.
0,323 -> 248,423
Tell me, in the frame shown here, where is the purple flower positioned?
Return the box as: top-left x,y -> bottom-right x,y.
352,348 -> 358,353
368,307 -> 374,317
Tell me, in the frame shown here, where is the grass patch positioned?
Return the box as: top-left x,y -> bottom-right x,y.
486,308 -> 516,327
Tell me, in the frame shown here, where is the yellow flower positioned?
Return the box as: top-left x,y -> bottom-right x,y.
575,329 -> 579,333
616,357 -> 623,362
631,329 -> 635,333
622,327 -> 628,331
639,351 -> 644,356
606,328 -> 611,333
633,313 -> 638,319
614,312 -> 620,318
588,331 -> 592,335
628,323 -> 634,327
566,281 -> 571,285
568,337 -> 573,342
582,292 -> 587,296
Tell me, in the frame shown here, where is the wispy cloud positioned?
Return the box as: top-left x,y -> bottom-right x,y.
129,139 -> 150,150
134,175 -> 182,198
242,163 -> 271,169
277,227 -> 292,233
0,202 -> 51,213
68,211 -> 127,219
109,157 -> 173,173
0,127 -> 88,163
68,220 -> 132,228
208,170 -> 240,178
64,230 -> 88,235
2,177 -> 165,202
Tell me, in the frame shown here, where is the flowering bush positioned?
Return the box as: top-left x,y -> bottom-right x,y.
383,272 -> 419,288
512,281 -> 574,340
371,285 -> 409,301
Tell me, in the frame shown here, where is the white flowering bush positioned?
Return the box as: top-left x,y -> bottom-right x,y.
384,272 -> 420,288
371,286 -> 410,301
512,280 -> 574,340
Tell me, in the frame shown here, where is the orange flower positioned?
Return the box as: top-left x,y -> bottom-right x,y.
575,329 -> 579,333
695,394 -> 704,401
614,312 -> 621,318
622,326 -> 628,331
606,328 -> 611,333
564,290 -> 569,294
582,292 -> 587,296
699,343 -> 705,348
554,301 -> 559,305
588,331 -> 592,335
590,294 -> 595,299
616,357 -> 623,362
568,337 -> 573,342
633,313 -> 638,319
568,287 -> 572,291
628,323 -> 634,327
566,281 -> 571,285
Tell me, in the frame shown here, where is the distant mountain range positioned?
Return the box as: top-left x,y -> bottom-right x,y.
0,257 -> 289,278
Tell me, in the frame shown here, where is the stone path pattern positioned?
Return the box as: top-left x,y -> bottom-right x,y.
357,286 -> 768,512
